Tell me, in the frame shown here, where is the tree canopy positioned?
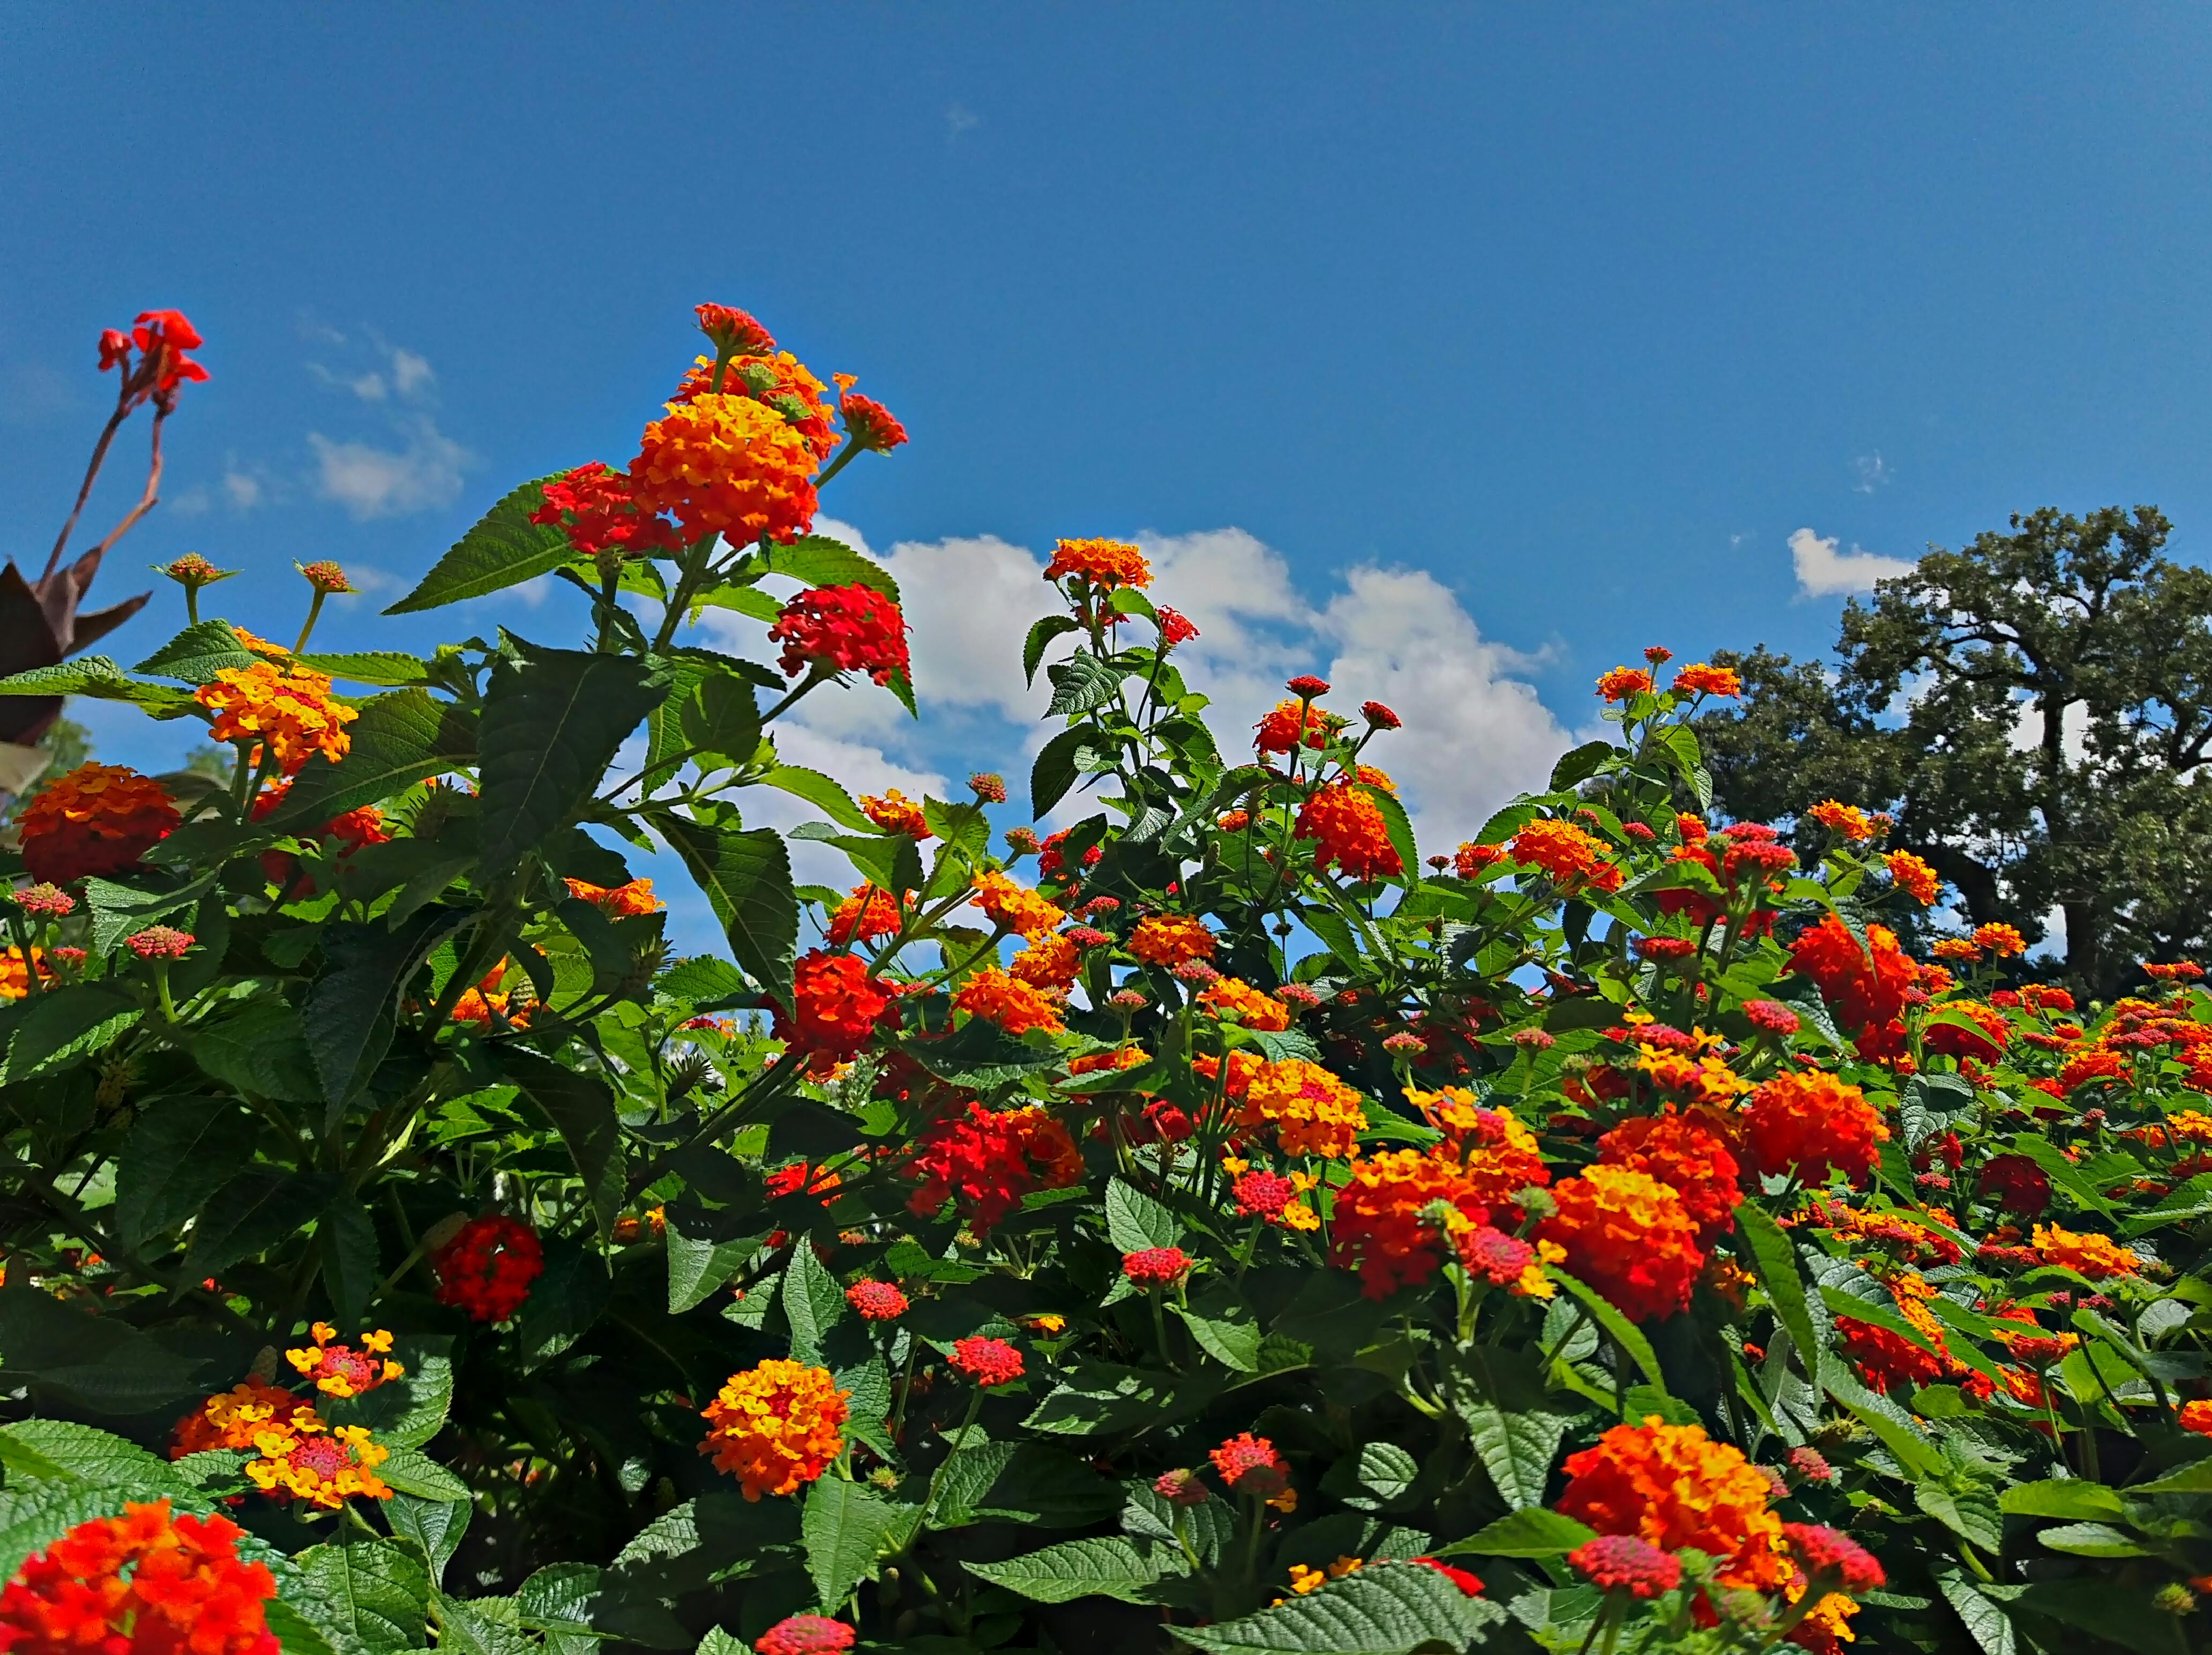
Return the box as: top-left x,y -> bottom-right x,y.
1697,504 -> 2212,998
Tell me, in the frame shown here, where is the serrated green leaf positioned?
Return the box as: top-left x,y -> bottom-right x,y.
1030,726 -> 1091,819
781,1241 -> 846,1366
664,1205 -> 770,1314
388,1494 -> 470,1586
132,618 -> 258,684
756,765 -> 870,830
1933,1568 -> 2017,1655
1045,653 -> 1129,717
966,1534 -> 1186,1606
763,536 -> 901,606
504,1049 -> 625,1238
1998,1478 -> 2124,1520
479,643 -> 667,871
0,655 -> 198,715
678,670 -> 761,765
325,1337 -> 454,1450
1023,615 -> 1082,686
1105,1177 -> 1182,1253
113,1096 -> 259,1249
268,688 -> 477,828
1176,1559 -> 1494,1653
1549,1267 -> 1665,1392
186,1170 -> 338,1277
291,1538 -> 431,1655
297,651 -> 434,686
303,906 -> 466,1110
0,1420 -> 179,1492
377,1447 -> 470,1503
1434,1506 -> 1595,1559
385,475 -> 574,613
656,816 -> 796,1000
801,1478 -> 899,1613
186,1000 -> 323,1103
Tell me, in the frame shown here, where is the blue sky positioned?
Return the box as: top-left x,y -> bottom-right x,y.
5,6 -> 2210,949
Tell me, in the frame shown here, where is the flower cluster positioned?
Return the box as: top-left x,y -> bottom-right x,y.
700,1360 -> 849,1500
197,661 -> 358,774
0,1502 -> 276,1655
431,1214 -> 545,1323
768,583 -> 910,684
15,763 -> 180,886
907,1102 -> 1083,1230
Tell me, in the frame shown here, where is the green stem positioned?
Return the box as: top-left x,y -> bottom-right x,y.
920,1385 -> 987,1526
293,589 -> 328,655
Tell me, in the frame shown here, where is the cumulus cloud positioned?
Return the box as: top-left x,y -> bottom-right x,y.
1790,526 -> 1913,598
707,518 -> 1571,859
309,417 -> 473,520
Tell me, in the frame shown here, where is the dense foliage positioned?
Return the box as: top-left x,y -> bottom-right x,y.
2,307 -> 2211,1655
1696,505 -> 2212,997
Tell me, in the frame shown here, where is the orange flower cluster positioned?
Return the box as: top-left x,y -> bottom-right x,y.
1331,1147 -> 1497,1298
0,1501 -> 278,1655
170,1379 -> 323,1458
861,789 -> 931,837
1294,782 -> 1403,881
1925,998 -> 2009,1063
1631,1042 -> 1752,1108
700,1359 -> 849,1500
1672,662 -> 1743,698
1744,1070 -> 1890,1188
1129,914 -> 1216,966
2032,1222 -> 2141,1280
1509,818 -> 1623,895
1806,800 -> 1875,842
1254,699 -> 1329,754
1597,1107 -> 1742,1245
1240,1058 -> 1369,1159
0,948 -> 51,1002
564,876 -> 662,915
1043,538 -> 1152,589
631,391 -> 823,546
674,347 -> 840,463
1885,850 -> 1940,904
908,1102 -> 1083,1231
1197,977 -> 1290,1031
1972,922 -> 2027,957
776,950 -> 890,1066
954,966 -> 1065,1035
197,661 -> 358,774
246,1421 -> 393,1509
827,883 -> 905,945
1787,914 -> 1914,1060
285,1323 -> 403,1399
970,870 -> 1066,938
1557,1417 -> 1790,1591
1835,1271 -> 1952,1395
1596,665 -> 1654,702
1009,931 -> 1081,990
1536,1166 -> 1704,1323
15,763 -> 180,886
1454,841 -> 1508,879
1408,1087 -> 1552,1205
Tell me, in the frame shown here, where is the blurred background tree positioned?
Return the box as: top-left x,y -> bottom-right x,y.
1696,505 -> 2212,1000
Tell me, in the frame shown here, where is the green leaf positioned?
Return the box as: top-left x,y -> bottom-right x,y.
1817,1352 -> 1940,1478
1023,615 -> 1082,686
764,535 -> 901,606
1045,653 -> 1128,717
675,669 -> 761,766
185,1171 -> 338,1278
512,1241 -> 610,1369
113,1096 -> 259,1249
0,1288 -> 205,1413
2036,1520 -> 2149,1558
297,651 -> 433,687
1434,1507 -> 1596,1559
951,1444 -> 1122,1528
1916,1481 -> 2004,1553
1548,1268 -> 1666,1392
434,1595 -> 535,1655
781,1241 -> 847,1366
1023,1360 -> 1176,1436
303,906 -> 467,1111
326,1338 -> 455,1450
1933,1567 -> 2017,1655
1735,1200 -> 1820,1366
0,1482 -> 143,1584
756,765 -> 870,831
657,816 -> 796,1000
1030,726 -> 1091,819
1999,1478 -> 2125,1520
1175,1559 -> 1496,1653
966,1535 -> 1186,1606
0,655 -> 198,717
1,985 -> 141,1083
0,1420 -> 178,1492
290,1538 -> 431,1655
1453,1399 -> 1571,1512
504,1049 -> 626,1239
378,1447 -> 472,1503
1369,786 -> 1418,884
479,643 -> 667,871
388,1494 -> 470,1586
1550,741 -> 1615,791
385,475 -> 574,613
320,1194 -> 381,1331
268,688 -> 477,827
799,1479 -> 899,1613
132,618 -> 258,684
1175,1291 -> 1262,1374
2128,1458 -> 2212,1495
1105,1176 -> 1183,1253
186,1000 -> 323,1103
664,1204 -> 770,1314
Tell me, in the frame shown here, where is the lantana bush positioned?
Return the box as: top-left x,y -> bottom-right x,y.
0,304 -> 2208,1655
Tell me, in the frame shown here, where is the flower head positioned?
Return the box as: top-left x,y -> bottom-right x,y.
969,771 -> 1007,803
1295,782 -> 1403,881
1360,699 -> 1401,728
1743,1000 -> 1801,1036
1568,1534 -> 1682,1598
564,876 -> 663,916
1129,913 -> 1217,967
970,870 -> 1066,938
1783,1523 -> 1884,1596
125,926 -> 195,960
1973,922 -> 2028,957
1240,1058 -> 1369,1160
695,303 -> 777,355
1673,662 -> 1742,698
908,1102 -> 1082,1231
2032,1222 -> 2141,1280
837,388 -> 908,453
955,966 -> 1064,1035
1511,818 -> 1623,894
1537,1166 -> 1703,1322
1787,915 -> 1914,1058
1806,800 -> 1874,842
1558,1417 -> 1789,1591
197,661 -> 358,774
1597,1107 -> 1742,1246
775,950 -> 891,1067
1157,607 -> 1199,646
296,561 -> 354,595
1254,699 -> 1328,754
16,763 -> 180,885
245,1423 -> 393,1509
1209,1433 -> 1288,1498
10,884 -> 74,919
159,551 -> 236,588
1123,1247 -> 1191,1287
1597,666 -> 1655,703
950,1337 -> 1025,1387
1331,1146 -> 1494,1298
285,1323 -> 405,1399
1043,538 -> 1150,589
528,461 -> 683,560
701,1359 -> 849,1500
861,789 -> 931,838
431,1215 -> 544,1323
169,1379 -> 323,1459
0,1501 -> 278,1655
1885,850 -> 1940,905
754,1616 -> 856,1655
1154,1468 -> 1210,1507
1197,977 -> 1291,1031
845,1280 -> 908,1321
769,584 -> 910,684
630,392 -> 823,546
1744,1070 -> 1889,1187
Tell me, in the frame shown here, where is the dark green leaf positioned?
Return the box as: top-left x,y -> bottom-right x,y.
132,618 -> 258,684
1176,1559 -> 1496,1653
1045,654 -> 1127,717
1549,1268 -> 1666,1392
326,1337 -> 455,1451
0,1288 -> 205,1414
1435,1507 -> 1596,1559
1030,726 -> 1091,819
303,906 -> 467,1110
114,1097 -> 259,1249
188,1000 -> 322,1103
504,1048 -> 625,1238
479,643 -> 667,871
384,475 -> 573,613
1,986 -> 141,1083
756,766 -> 869,830
657,817 -> 796,1000
320,1194 -> 380,1331
378,1448 -> 470,1502
665,1204 -> 771,1314
269,688 -> 476,829
1023,615 -> 1083,686
1105,1177 -> 1183,1253
679,672 -> 761,765
388,1495 -> 470,1586
966,1535 -> 1186,1606
1735,1200 -> 1820,1366
0,656 -> 198,717
763,536 -> 900,606
781,1241 -> 846,1367
185,1171 -> 338,1278
800,1479 -> 899,1613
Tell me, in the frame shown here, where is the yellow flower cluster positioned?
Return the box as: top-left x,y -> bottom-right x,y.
196,661 -> 358,774
700,1359 -> 849,1501
1241,1058 -> 1369,1159
969,870 -> 1066,939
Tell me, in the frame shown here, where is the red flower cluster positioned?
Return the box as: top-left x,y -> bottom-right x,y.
99,310 -> 210,408
1122,1247 -> 1191,1287
753,1615 -> 856,1655
1209,1432 -> 1288,1497
1788,914 -> 1914,1060
950,1337 -> 1025,1386
1255,699 -> 1328,754
768,584 -> 910,684
16,763 -> 181,886
845,1280 -> 908,1321
431,1215 -> 545,1323
0,1500 -> 276,1655
907,1102 -> 1083,1231
1568,1533 -> 1682,1598
775,951 -> 891,1068
1596,1107 -> 1742,1246
1743,1071 -> 1890,1187
528,461 -> 682,560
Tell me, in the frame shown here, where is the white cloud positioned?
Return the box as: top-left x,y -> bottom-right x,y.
707,519 -> 1570,860
390,349 -> 434,397
1852,451 -> 1892,493
946,102 -> 982,135
309,418 -> 473,520
223,471 -> 262,511
1790,526 -> 1913,598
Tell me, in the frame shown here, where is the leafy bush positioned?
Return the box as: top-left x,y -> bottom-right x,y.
1,306 -> 2209,1655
